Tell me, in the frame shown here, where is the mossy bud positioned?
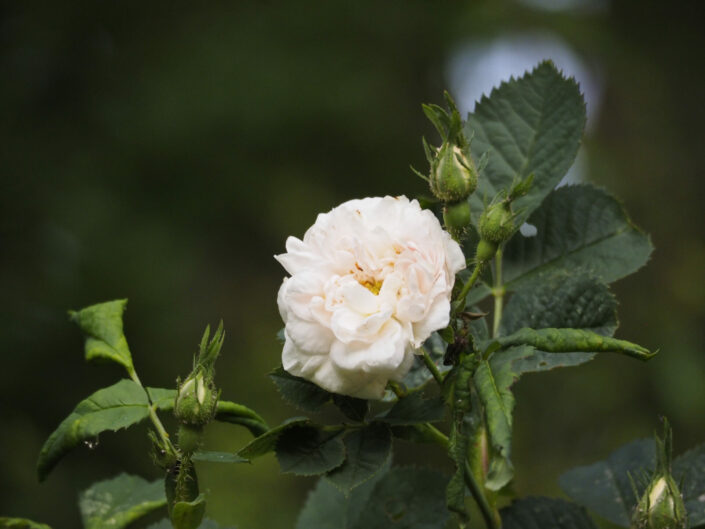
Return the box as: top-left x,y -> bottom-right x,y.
430,144 -> 478,203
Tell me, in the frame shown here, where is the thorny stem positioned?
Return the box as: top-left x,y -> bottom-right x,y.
492,248 -> 505,338
128,366 -> 177,455
420,346 -> 444,385
464,460 -> 500,529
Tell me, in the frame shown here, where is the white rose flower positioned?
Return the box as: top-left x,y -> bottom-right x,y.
275,196 -> 466,399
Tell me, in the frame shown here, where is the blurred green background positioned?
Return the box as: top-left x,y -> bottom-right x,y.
1,1 -> 704,527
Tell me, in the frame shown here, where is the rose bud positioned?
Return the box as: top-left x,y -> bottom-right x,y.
430,143 -> 478,203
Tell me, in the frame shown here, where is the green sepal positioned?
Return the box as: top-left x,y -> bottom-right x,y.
69,299 -> 134,372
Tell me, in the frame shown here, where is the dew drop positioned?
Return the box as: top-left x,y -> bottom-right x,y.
83,437 -> 100,450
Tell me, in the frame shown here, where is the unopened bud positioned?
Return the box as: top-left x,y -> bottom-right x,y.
632,475 -> 687,529
174,370 -> 217,427
430,144 -> 478,203
479,202 -> 515,245
632,419 -> 687,529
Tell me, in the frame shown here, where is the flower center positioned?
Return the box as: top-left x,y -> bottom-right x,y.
360,278 -> 383,295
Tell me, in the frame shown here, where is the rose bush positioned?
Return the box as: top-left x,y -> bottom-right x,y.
275,195 -> 465,398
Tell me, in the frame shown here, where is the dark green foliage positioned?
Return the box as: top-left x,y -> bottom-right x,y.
78,473 -> 166,529
673,443 -> 705,526
332,395 -> 369,422
466,61 -> 586,228
561,439 -> 705,527
559,439 -> 657,526
467,186 -> 653,306
237,417 -> 310,460
275,425 -> 346,476
326,423 -> 392,496
500,270 -> 618,336
377,392 -> 445,425
352,467 -> 450,529
269,367 -> 332,413
295,464 -> 389,529
501,497 -> 597,529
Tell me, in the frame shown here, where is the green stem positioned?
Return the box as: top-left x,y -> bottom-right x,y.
128,366 -> 177,455
454,262 -> 484,313
420,346 -> 444,385
492,248 -> 505,338
464,460 -> 500,529
387,380 -> 407,398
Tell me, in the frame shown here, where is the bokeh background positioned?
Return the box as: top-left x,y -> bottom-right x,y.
2,1 -> 704,527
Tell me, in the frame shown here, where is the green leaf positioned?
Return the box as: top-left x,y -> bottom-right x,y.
488,327 -> 655,361
275,425 -> 345,476
78,473 -> 166,529
500,270 -> 618,337
192,451 -> 249,464
498,270 -> 619,370
326,423 -> 392,496
466,61 -> 586,227
470,185 -> 652,306
269,366 -> 331,412
69,299 -> 134,371
501,497 -> 598,529
295,463 -> 389,529
171,494 -> 206,529
0,518 -> 51,529
237,417 -> 310,459
474,359 -> 515,491
332,395 -> 369,422
214,400 -> 269,437
469,186 -> 653,306
673,443 -> 705,526
377,392 -> 445,425
37,379 -> 152,481
558,439 -> 656,526
351,467 -> 450,529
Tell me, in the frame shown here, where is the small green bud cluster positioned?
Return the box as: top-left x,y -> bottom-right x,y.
174,322 -> 224,434
475,174 -> 533,263
632,421 -> 687,529
413,92 -> 480,240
